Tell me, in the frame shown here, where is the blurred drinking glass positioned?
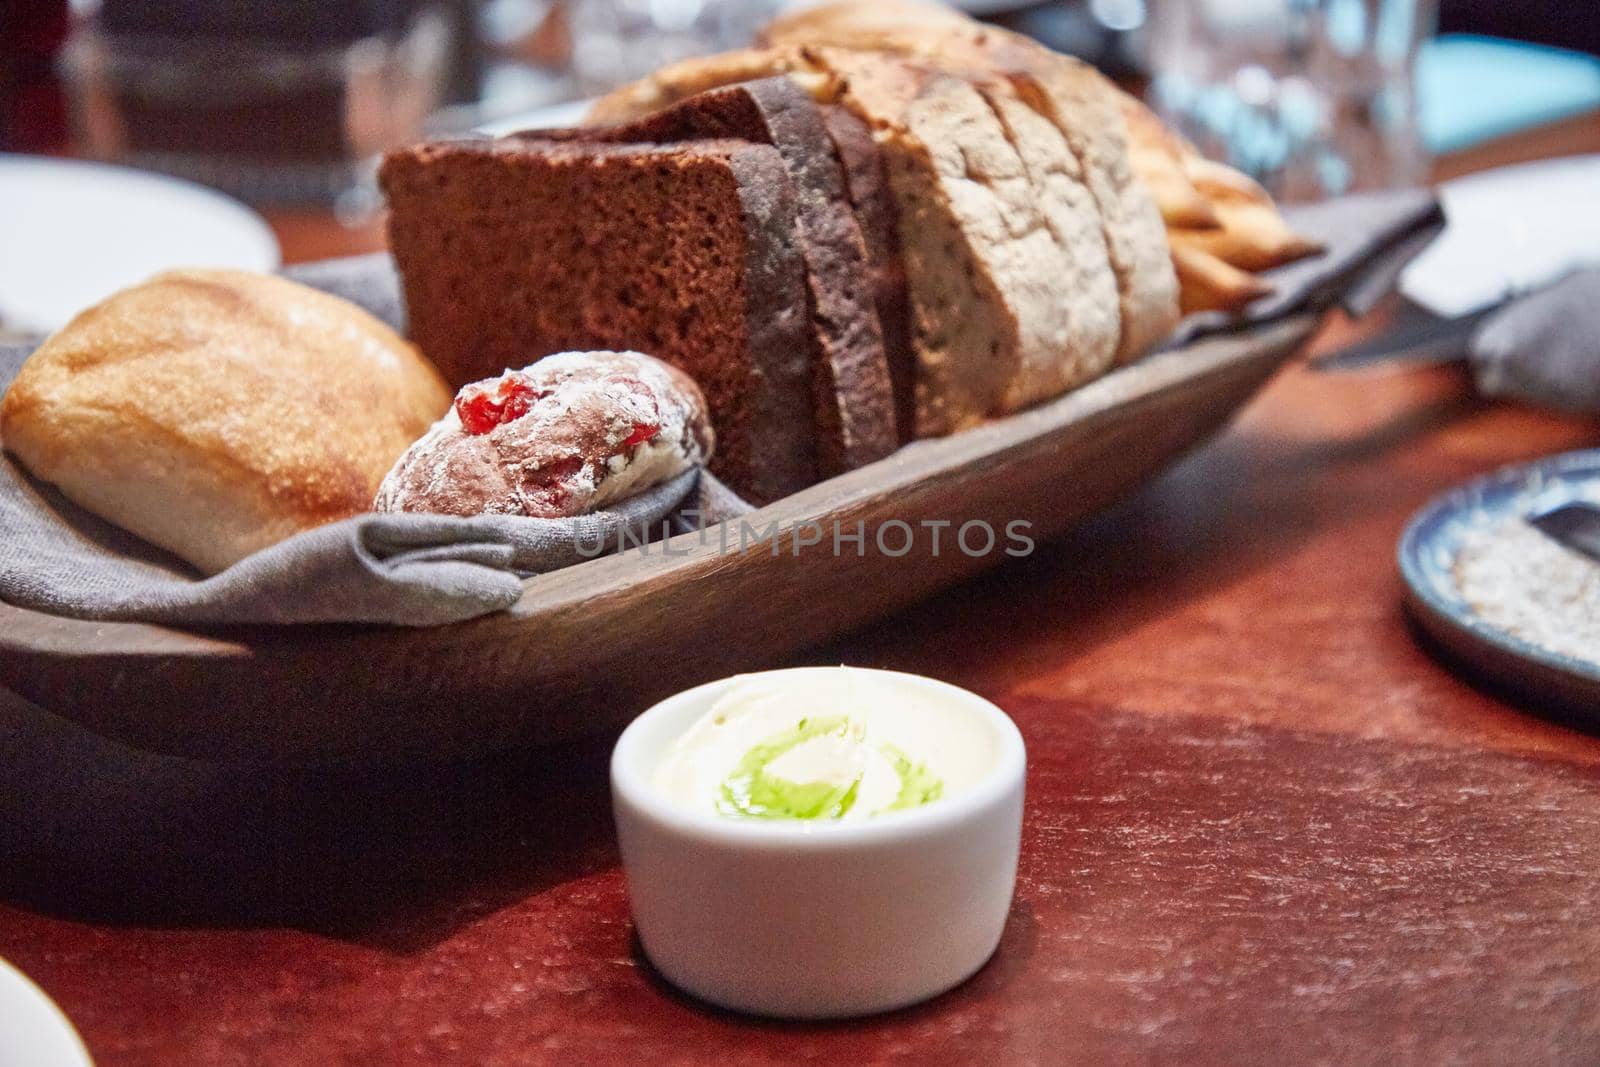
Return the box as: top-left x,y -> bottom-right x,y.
567,0 -> 783,95
62,2 -> 448,219
1145,0 -> 1438,201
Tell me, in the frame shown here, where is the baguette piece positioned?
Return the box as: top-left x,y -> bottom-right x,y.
1177,157 -> 1325,271
381,137 -> 816,503
0,270 -> 452,574
1169,238 -> 1275,315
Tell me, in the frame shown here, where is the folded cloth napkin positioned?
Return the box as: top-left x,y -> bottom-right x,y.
1469,269 -> 1600,413
0,342 -> 746,628
285,254 -> 407,332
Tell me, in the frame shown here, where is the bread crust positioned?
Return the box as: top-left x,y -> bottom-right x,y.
588,48 -> 831,125
375,352 -> 713,518
821,103 -> 916,443
381,136 -> 818,504
552,77 -> 898,476
0,270 -> 452,574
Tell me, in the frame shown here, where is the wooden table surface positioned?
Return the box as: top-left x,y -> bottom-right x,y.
4,116 -> 1600,1066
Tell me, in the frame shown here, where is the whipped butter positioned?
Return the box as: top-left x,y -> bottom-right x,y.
653,668 -> 999,822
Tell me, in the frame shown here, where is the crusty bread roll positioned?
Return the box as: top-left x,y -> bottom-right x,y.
375,352 -> 712,518
586,47 -> 830,126
0,270 -> 452,573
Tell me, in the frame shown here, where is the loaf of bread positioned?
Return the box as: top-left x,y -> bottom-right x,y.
755,7 -> 1182,364
374,351 -> 713,518
0,270 -> 452,573
549,76 -> 902,469
590,46 -> 1131,434
602,1 -> 1314,324
384,136 -> 814,504
383,76 -> 906,502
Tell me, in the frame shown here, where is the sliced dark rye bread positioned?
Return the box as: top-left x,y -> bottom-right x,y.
381,137 -> 815,503
818,103 -> 915,445
537,76 -> 901,471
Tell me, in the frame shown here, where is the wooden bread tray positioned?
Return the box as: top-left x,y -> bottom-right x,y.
0,315 -> 1317,764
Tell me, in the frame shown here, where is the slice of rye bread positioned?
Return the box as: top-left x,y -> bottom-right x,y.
817,104 -> 915,444
534,77 -> 900,473
590,64 -> 918,442
1002,60 -> 1179,364
380,137 -> 815,503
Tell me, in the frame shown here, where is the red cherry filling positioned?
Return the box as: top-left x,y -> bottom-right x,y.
623,422 -> 660,448
520,456 -> 585,514
455,374 -> 541,436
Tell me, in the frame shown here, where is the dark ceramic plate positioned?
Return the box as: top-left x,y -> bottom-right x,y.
1399,449 -> 1600,717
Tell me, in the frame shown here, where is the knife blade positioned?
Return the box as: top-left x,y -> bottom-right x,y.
1529,502 -> 1600,564
1309,299 -> 1503,373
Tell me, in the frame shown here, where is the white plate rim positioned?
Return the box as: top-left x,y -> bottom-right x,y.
0,955 -> 94,1067
0,153 -> 280,335
1399,153 -> 1600,317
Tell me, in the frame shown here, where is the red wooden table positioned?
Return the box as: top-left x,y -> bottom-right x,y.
3,116 -> 1600,1065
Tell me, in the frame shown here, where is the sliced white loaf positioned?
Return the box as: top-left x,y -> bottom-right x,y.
757,7 -> 1182,363
817,51 -> 1113,434
980,86 -> 1121,397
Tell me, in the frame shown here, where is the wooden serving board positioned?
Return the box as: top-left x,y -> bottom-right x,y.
0,315 -> 1317,764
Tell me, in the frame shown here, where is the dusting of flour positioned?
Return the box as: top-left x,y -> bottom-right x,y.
1454,518 -> 1600,663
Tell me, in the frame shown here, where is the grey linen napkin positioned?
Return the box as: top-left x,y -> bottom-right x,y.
285,253 -> 407,332
0,342 -> 742,627
1469,269 -> 1600,413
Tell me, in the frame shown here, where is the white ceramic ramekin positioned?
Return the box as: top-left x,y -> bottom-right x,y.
610,667 -> 1026,1019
